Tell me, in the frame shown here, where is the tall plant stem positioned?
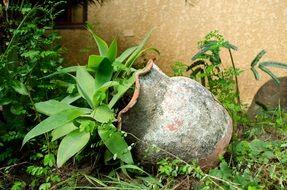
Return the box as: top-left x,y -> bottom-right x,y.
228,48 -> 241,106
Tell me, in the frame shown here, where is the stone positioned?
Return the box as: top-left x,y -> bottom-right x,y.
118,60 -> 233,170
248,77 -> 287,119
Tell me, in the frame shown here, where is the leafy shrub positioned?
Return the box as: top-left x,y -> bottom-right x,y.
21,25 -> 154,168
0,0 -> 66,166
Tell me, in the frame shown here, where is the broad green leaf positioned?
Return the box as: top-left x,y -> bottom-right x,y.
106,39 -> 117,62
35,100 -> 90,116
92,105 -> 115,123
98,124 -> 133,164
11,80 -> 29,95
125,29 -> 154,68
108,73 -> 136,108
51,122 -> 78,141
22,108 -> 89,147
57,129 -> 90,167
88,55 -> 105,70
76,67 -> 96,108
94,58 -> 113,89
86,24 -> 108,56
116,46 -> 138,62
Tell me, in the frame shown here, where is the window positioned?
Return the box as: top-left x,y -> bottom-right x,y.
55,2 -> 88,29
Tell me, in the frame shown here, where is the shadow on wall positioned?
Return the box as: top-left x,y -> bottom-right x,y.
248,77 -> 287,119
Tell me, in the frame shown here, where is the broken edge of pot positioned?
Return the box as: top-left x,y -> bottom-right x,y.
117,59 -> 154,130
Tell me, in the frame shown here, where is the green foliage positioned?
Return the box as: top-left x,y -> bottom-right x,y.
24,145 -> 61,189
22,26 -> 153,168
165,30 -> 287,190
190,30 -> 238,93
0,3 -> 68,181
158,159 -> 204,178
11,181 -> 26,190
251,50 -> 287,85
83,165 -> 164,190
172,31 -> 242,121
171,61 -> 188,76
0,1 -> 69,188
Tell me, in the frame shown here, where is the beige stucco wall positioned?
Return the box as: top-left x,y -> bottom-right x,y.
58,0 -> 287,104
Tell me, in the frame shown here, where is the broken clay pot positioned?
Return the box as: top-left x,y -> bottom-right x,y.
118,60 -> 233,170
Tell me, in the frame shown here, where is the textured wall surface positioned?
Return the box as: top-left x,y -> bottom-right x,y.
58,0 -> 287,103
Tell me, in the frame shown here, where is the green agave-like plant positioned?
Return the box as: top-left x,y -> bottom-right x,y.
251,50 -> 287,85
22,24 -> 155,167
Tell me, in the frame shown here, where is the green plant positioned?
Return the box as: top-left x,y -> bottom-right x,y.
10,181 -> 26,190
171,61 -> 188,76
83,165 -> 165,190
190,30 -> 240,103
25,144 -> 61,189
22,25 -> 154,168
154,136 -> 287,190
251,50 -> 287,85
0,0 -> 66,169
172,31 -> 243,122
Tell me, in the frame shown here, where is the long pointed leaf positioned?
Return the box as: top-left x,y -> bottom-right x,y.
35,100 -> 90,116
42,66 -> 84,79
108,73 -> 136,109
191,45 -> 211,61
11,80 -> 29,96
116,46 -> 138,62
86,24 -> 108,56
260,61 -> 287,70
76,67 -> 96,108
98,124 -> 133,164
258,64 -> 280,85
251,50 -> 266,67
125,29 -> 154,68
22,108 -> 89,147
83,174 -> 108,187
106,39 -> 117,62
251,67 -> 260,80
57,129 -> 90,167
127,47 -> 160,68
